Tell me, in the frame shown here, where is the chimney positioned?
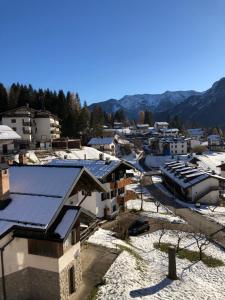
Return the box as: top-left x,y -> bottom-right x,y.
99,153 -> 104,161
105,157 -> 110,165
19,153 -> 27,165
0,164 -> 10,201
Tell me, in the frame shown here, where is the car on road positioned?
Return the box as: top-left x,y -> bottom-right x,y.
128,219 -> 150,236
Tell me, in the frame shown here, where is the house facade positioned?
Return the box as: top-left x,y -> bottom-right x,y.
158,137 -> 188,155
49,159 -> 134,219
1,106 -> 60,150
88,137 -> 116,156
0,164 -> 105,300
154,122 -> 169,131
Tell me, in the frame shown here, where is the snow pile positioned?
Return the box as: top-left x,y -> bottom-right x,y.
145,154 -> 189,169
89,229 -> 225,300
126,199 -> 186,224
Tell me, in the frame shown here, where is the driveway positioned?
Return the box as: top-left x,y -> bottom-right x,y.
72,243 -> 119,300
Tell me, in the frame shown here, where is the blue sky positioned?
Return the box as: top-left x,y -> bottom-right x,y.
1,0 -> 225,104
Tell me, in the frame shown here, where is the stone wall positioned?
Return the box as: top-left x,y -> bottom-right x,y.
59,255 -> 82,299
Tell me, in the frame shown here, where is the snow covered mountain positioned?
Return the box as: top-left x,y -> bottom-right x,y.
158,77 -> 225,128
89,90 -> 200,119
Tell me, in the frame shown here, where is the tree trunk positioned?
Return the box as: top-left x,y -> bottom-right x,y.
168,246 -> 177,280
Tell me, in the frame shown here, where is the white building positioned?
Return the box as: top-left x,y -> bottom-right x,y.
49,159 -> 134,219
158,137 -> 188,155
161,161 -> 219,204
88,137 -> 115,156
160,128 -> 179,137
1,106 -> 60,149
0,125 -> 21,154
154,122 -> 169,131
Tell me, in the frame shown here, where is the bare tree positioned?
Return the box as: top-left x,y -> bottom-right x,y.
158,226 -> 166,247
176,231 -> 187,253
154,201 -> 161,213
192,232 -> 210,260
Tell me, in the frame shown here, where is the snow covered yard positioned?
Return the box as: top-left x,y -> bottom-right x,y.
88,229 -> 225,300
126,199 -> 186,224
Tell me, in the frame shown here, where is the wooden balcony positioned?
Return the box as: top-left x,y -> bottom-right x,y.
110,177 -> 133,189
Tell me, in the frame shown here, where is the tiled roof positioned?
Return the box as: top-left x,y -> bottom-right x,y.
88,137 -> 114,145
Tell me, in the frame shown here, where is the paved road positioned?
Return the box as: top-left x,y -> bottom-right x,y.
145,176 -> 225,248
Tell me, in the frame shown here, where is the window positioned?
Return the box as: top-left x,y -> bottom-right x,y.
111,173 -> 115,182
81,190 -> 92,196
175,150 -> 177,154
112,204 -> 117,212
118,187 -> 125,195
111,189 -> 117,198
11,119 -> 16,123
69,266 -> 75,294
12,127 -> 17,132
101,192 -> 109,201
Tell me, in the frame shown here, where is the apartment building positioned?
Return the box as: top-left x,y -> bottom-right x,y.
1,106 -> 60,149
158,137 -> 188,155
49,159 -> 134,219
0,164 -> 105,300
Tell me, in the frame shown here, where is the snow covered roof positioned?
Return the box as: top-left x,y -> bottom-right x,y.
10,165 -> 82,198
0,125 -> 21,140
161,162 -> 210,189
160,128 -> 179,133
54,207 -> 79,239
49,159 -> 131,179
154,122 -> 169,125
88,137 -> 114,145
208,135 -> 221,141
136,124 -> 149,128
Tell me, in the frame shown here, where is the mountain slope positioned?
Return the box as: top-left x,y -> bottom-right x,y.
89,90 -> 200,119
160,77 -> 225,128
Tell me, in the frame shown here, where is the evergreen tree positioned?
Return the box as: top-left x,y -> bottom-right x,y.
144,110 -> 153,125
0,83 -> 8,112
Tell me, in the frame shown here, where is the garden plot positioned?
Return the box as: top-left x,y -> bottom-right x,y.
88,228 -> 225,300
126,199 -> 186,224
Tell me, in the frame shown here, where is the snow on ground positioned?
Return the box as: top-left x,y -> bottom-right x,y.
194,152 -> 225,174
126,199 -> 186,224
145,154 -> 190,169
152,176 -> 225,227
54,146 -> 118,161
88,229 -> 225,300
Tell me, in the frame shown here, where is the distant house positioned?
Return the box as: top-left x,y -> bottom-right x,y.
0,164 -> 105,300
113,122 -> 123,129
49,159 -> 134,219
136,124 -> 149,135
88,137 -> 116,156
154,122 -> 169,131
0,125 -> 21,154
187,128 -> 204,140
208,135 -> 225,151
1,106 -> 60,150
161,161 -> 219,204
159,128 -> 179,137
158,137 -> 188,155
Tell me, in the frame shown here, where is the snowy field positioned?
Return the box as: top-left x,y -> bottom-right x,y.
88,229 -> 225,300
152,176 -> 225,227
126,199 -> 186,224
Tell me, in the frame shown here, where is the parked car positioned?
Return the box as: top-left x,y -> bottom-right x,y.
128,219 -> 150,236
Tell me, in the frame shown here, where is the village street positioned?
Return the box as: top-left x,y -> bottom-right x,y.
144,175 -> 225,248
